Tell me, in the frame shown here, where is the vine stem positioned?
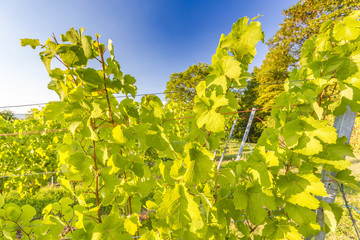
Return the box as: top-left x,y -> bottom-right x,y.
322,82 -> 338,120
312,85 -> 328,117
93,141 -> 102,223
8,217 -> 31,239
50,34 -> 78,85
284,151 -> 294,175
90,119 -> 102,223
123,171 -> 133,214
249,224 -> 259,233
96,36 -> 115,127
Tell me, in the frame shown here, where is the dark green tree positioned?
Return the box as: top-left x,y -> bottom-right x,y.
0,110 -> 16,121
165,63 -> 209,112
236,76 -> 265,142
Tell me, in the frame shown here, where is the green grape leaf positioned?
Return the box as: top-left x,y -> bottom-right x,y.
145,125 -> 171,152
106,58 -> 123,82
333,16 -> 360,41
278,173 -> 324,208
183,143 -> 215,185
58,44 -> 88,67
312,101 -> 324,119
2,230 -> 12,239
330,169 -> 360,191
247,148 -> 273,187
81,35 -> 93,59
112,125 -> 128,144
157,184 -> 202,230
246,184 -> 276,225
211,91 -> 229,109
159,161 -> 175,184
20,204 -> 36,223
68,121 -> 82,135
20,38 -> 41,49
234,187 -> 248,210
79,118 -> 99,141
59,178 -> 75,195
294,135 -> 323,156
262,220 -> 302,240
74,211 -> 85,230
196,109 -> 225,132
108,39 -> 115,59
281,120 -> 304,147
288,192 -> 320,209
76,68 -> 102,88
207,75 -> 228,91
221,17 -> 264,61
4,203 -> 21,221
123,75 -> 137,97
282,117 -> 337,150
0,195 -> 4,208
65,28 -> 81,44
284,203 -> 317,226
199,192 -> 212,213
44,101 -> 65,121
312,137 -> 353,171
218,168 -> 235,186
321,201 -> 341,233
223,56 -> 242,79
92,215 -> 130,240
139,230 -> 161,240
125,213 -> 141,235
68,86 -> 84,102
140,95 -> 164,124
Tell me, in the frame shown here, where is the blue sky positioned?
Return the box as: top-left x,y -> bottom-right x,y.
0,0 -> 298,113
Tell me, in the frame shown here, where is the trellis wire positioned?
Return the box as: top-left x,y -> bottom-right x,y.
339,183 -> 360,240
0,170 -> 67,178
0,79 -> 313,109
0,104 -> 299,137
3,214 -> 143,239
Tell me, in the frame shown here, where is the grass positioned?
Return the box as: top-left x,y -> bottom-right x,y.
214,139 -> 255,161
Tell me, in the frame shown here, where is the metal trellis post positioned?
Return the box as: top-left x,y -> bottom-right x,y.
217,118 -> 238,170
236,108 -> 256,161
308,106 -> 357,240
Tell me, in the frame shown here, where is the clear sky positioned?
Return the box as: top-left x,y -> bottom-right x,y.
0,0 -> 298,114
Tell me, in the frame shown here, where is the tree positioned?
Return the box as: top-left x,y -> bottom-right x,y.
237,75 -> 271,142
253,47 -> 295,110
254,0 -> 359,110
0,110 -> 16,121
165,63 -> 209,112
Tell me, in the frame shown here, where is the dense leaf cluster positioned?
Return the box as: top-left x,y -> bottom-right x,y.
0,109 -> 62,194
0,11 -> 359,239
253,0 -> 359,113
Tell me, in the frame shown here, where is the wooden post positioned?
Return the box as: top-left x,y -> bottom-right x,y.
236,108 -> 256,161
308,106 -> 357,240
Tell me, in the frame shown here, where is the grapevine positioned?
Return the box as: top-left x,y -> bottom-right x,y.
0,109 -> 63,195
0,11 -> 359,239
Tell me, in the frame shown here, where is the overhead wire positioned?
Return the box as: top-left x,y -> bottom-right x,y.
0,79 -> 313,109
0,104 -> 297,137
